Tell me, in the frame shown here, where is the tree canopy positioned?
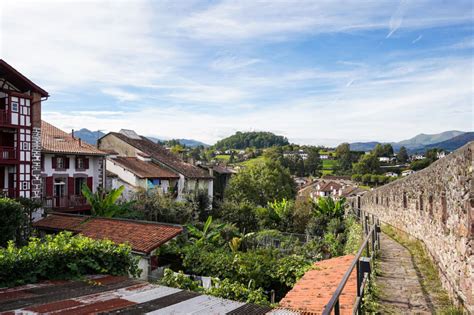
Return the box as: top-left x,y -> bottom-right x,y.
214,131 -> 289,150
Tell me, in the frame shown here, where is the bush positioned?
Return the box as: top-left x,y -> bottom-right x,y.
0,198 -> 27,247
207,278 -> 270,306
0,232 -> 140,287
217,200 -> 259,232
160,269 -> 203,291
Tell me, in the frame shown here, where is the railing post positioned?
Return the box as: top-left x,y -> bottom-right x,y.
356,260 -> 362,314
334,299 -> 340,315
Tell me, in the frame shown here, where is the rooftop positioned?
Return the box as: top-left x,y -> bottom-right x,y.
104,131 -> 212,179
42,121 -> 106,156
274,255 -> 357,315
110,156 -> 179,179
0,59 -> 49,97
33,213 -> 183,255
0,275 -> 271,314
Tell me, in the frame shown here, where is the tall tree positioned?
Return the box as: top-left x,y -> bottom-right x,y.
397,146 -> 409,163
225,159 -> 296,206
335,143 -> 352,174
353,154 -> 380,175
304,147 -> 322,176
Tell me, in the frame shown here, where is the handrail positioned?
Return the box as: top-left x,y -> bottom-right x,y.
322,209 -> 380,315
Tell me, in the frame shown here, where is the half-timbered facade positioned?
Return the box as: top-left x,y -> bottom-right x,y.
41,121 -> 106,213
0,60 -> 48,200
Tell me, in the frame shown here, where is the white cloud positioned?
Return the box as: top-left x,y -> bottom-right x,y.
101,88 -> 141,102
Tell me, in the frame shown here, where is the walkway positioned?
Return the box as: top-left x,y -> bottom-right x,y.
376,233 -> 434,314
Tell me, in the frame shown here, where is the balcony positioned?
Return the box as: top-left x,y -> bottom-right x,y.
43,195 -> 91,212
0,146 -> 16,161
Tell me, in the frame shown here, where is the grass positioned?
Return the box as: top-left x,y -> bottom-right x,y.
236,155 -> 266,167
382,225 -> 463,314
322,159 -> 338,170
215,154 -> 230,161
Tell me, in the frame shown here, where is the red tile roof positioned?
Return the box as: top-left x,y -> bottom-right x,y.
279,255 -> 357,314
33,213 -> 183,254
110,157 -> 179,179
42,121 -> 106,156
105,132 -> 212,179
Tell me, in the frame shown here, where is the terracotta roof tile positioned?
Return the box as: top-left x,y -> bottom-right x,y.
106,132 -> 212,179
33,213 -> 183,254
110,157 -> 179,179
42,121 -> 106,156
279,255 -> 357,315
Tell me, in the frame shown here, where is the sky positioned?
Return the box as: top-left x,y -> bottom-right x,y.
0,0 -> 473,146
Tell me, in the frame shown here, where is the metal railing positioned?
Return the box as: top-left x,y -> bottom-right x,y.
322,209 -> 380,315
43,195 -> 89,209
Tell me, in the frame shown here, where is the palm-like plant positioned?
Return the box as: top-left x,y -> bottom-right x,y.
186,216 -> 226,245
312,196 -> 346,219
81,184 -> 125,217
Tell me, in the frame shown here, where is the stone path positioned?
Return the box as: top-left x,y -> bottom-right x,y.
376,233 -> 435,314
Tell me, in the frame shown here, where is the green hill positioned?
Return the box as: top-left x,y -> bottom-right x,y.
214,131 -> 289,150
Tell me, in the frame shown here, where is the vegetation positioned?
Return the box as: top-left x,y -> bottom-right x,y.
382,225 -> 462,314
225,158 -> 296,207
0,232 -> 140,287
0,198 -> 29,247
214,131 -> 289,150
82,184 -> 127,217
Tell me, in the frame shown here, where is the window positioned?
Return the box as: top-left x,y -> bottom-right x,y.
21,182 -> 29,190
75,177 -> 86,195
56,157 -> 64,169
22,142 -> 30,151
76,158 -> 84,169
11,101 -> 18,112
403,192 -> 407,208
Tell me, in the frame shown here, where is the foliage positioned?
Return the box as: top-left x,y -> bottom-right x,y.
225,158 -> 296,207
186,216 -> 226,246
343,216 -> 363,254
353,153 -> 380,175
352,173 -> 394,187
373,143 -> 394,157
304,147 -> 322,176
0,232 -> 140,287
0,198 -> 28,247
216,200 -> 260,232
410,158 -> 432,171
207,278 -> 270,305
160,269 -> 203,291
130,189 -> 194,224
397,146 -> 409,163
214,131 -> 289,150
82,184 -> 127,217
334,143 -> 353,174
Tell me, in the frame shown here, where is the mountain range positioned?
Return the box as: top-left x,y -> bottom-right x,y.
349,130 -> 472,152
72,129 -> 209,148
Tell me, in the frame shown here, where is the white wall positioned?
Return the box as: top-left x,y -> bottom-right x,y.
42,153 -> 103,192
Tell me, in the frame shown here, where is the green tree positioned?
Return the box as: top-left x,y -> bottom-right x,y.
335,143 -> 353,174
353,154 -> 380,175
304,148 -> 322,176
0,198 -> 27,247
225,159 -> 296,206
397,146 -> 409,163
186,216 -> 226,246
81,185 -> 126,217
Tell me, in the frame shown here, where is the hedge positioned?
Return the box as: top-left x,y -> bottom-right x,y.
0,232 -> 140,287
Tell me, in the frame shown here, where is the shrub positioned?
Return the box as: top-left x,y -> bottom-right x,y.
0,198 -> 27,247
160,269 -> 203,291
0,232 -> 140,287
207,278 -> 270,306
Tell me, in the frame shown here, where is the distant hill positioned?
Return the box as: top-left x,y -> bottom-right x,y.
214,131 -> 289,150
147,137 -> 209,148
349,130 -> 467,152
423,132 -> 474,151
71,129 -> 105,145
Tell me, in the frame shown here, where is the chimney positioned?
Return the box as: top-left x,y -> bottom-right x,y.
79,138 -> 82,146
72,129 -> 75,139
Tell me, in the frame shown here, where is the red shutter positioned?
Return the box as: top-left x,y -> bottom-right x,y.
65,157 -> 70,169
52,157 -> 57,169
68,177 -> 74,196
87,177 -> 93,190
84,158 -> 89,169
46,177 -> 53,197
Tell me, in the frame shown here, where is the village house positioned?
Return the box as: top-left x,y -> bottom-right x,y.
33,212 -> 183,280
378,156 -> 391,163
384,172 -> 398,178
40,121 -> 107,214
402,169 -> 416,177
0,60 -> 48,201
98,130 -> 213,200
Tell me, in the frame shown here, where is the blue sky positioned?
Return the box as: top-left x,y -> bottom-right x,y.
1,0 -> 473,146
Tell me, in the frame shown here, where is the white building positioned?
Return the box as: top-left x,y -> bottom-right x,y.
98,130 -> 213,201
384,172 -> 398,178
402,169 -> 416,177
41,121 -> 106,214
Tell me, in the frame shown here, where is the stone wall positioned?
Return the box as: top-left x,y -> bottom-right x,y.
358,142 -> 473,311
31,127 -> 42,199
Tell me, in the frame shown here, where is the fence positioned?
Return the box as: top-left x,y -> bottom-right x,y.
322,208 -> 381,315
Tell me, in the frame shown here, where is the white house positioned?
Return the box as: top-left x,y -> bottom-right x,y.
98,130 -> 213,201
378,157 -> 391,163
402,169 -> 415,177
41,121 -> 106,214
384,172 -> 398,178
